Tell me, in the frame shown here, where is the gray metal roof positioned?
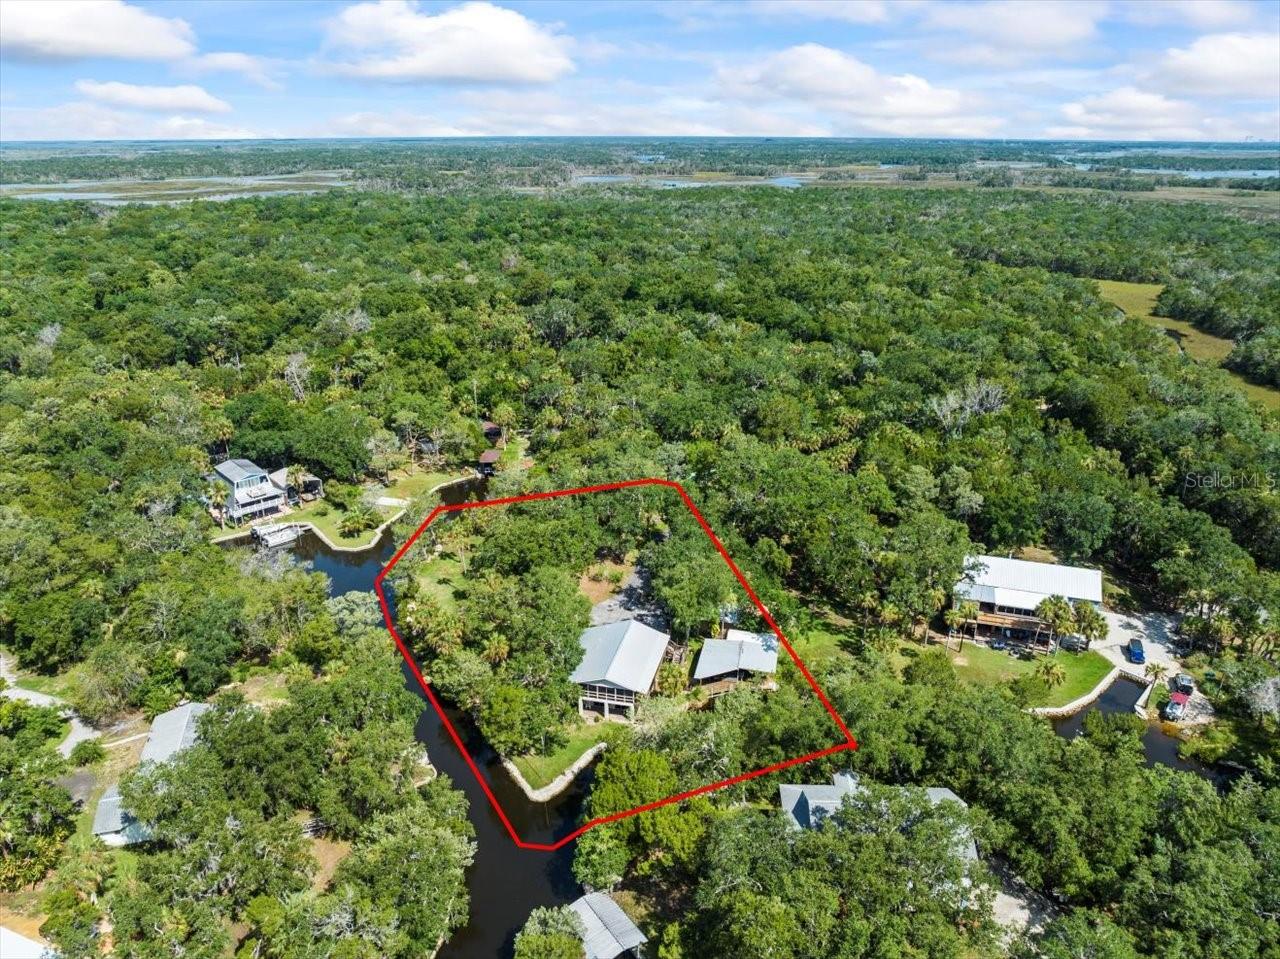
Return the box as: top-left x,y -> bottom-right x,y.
568,893 -> 646,959
956,554 -> 1102,607
570,620 -> 670,693
90,785 -> 151,844
693,628 -> 779,680
214,458 -> 266,484
92,703 -> 209,844
780,774 -> 978,859
140,702 -> 210,765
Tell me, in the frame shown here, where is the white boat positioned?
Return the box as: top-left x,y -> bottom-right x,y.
252,523 -> 302,549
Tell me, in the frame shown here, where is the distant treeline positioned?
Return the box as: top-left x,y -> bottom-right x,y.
5,137 -> 1275,185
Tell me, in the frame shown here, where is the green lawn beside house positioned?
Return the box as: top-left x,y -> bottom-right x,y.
510,721 -> 615,791
942,642 -> 1113,707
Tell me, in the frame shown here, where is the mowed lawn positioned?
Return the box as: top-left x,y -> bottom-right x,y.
941,642 -> 1113,707
511,721 -> 612,790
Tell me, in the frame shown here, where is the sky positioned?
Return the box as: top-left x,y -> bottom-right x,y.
1,0 -> 1277,143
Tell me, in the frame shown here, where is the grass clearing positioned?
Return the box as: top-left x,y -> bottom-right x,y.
578,557 -> 635,605
939,641 -> 1113,706
414,548 -> 468,613
1097,279 -> 1279,411
510,721 -> 614,790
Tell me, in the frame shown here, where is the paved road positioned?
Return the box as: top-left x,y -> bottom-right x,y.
1,650 -> 100,757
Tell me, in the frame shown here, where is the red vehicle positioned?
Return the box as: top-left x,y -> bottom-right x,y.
1165,691 -> 1191,721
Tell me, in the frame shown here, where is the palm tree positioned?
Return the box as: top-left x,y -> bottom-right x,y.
1035,657 -> 1068,690
286,464 -> 306,503
944,607 -> 964,638
1073,602 -> 1108,650
1035,595 -> 1077,654
956,600 -> 980,650
204,480 -> 226,530
482,634 -> 510,666
1145,662 -> 1169,687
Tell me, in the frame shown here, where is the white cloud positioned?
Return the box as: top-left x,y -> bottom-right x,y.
1120,0 -> 1257,29
1151,32 -> 1280,97
1053,84 -> 1274,139
319,110 -> 485,137
747,1 -> 897,24
189,52 -> 283,91
922,0 -> 1109,65
323,0 -> 574,84
74,80 -> 231,114
0,0 -> 195,61
1,101 -> 258,140
718,44 -> 1001,136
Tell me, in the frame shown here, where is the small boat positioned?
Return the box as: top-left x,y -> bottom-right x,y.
252,523 -> 302,549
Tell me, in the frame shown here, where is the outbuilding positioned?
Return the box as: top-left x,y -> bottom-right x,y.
568,892 -> 647,959
693,628 -> 780,685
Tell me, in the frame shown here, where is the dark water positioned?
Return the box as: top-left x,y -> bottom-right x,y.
1051,675 -> 1223,782
295,477 -> 583,959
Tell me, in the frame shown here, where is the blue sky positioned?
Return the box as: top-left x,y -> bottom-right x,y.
2,0 -> 1277,141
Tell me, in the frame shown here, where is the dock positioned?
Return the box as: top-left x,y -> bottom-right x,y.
251,523 -> 303,549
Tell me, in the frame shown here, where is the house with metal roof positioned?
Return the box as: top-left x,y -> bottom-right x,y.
568,892 -> 647,959
570,619 -> 670,720
1,925 -> 57,959
210,458 -> 286,524
93,702 -> 210,847
266,467 -> 323,505
778,772 -> 979,862
693,628 -> 780,684
954,554 -> 1102,642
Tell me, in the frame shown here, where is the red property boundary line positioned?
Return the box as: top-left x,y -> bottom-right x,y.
374,477 -> 858,852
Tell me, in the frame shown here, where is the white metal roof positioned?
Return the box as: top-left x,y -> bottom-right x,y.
1,926 -> 56,959
693,629 -> 780,680
568,893 -> 647,959
570,620 -> 670,693
140,702 -> 210,765
956,555 -> 1102,608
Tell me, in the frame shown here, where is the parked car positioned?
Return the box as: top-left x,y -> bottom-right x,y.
1127,638 -> 1146,664
1059,635 -> 1087,653
1173,673 -> 1195,695
1165,691 -> 1190,721
989,638 -> 1008,651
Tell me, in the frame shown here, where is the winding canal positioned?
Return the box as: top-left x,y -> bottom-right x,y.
1050,673 -> 1228,785
291,480 -> 585,959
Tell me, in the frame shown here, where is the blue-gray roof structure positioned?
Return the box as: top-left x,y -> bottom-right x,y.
693,628 -> 780,680
568,892 -> 647,959
779,772 -> 979,861
92,703 -> 210,845
570,619 -> 670,693
213,458 -> 266,484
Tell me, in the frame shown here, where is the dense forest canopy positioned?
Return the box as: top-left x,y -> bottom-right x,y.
1,165 -> 1278,959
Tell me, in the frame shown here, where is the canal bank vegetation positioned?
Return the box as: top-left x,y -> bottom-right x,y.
572,647 -> 1279,959
31,635 -> 477,959
2,147 -> 1278,956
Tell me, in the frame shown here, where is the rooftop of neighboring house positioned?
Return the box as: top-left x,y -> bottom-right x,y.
568,892 -> 647,959
213,458 -> 269,485
92,702 -> 211,842
955,554 -> 1103,610
570,619 -> 670,693
778,771 -> 979,861
693,628 -> 780,680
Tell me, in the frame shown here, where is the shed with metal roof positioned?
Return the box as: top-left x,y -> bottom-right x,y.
568,892 -> 647,959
